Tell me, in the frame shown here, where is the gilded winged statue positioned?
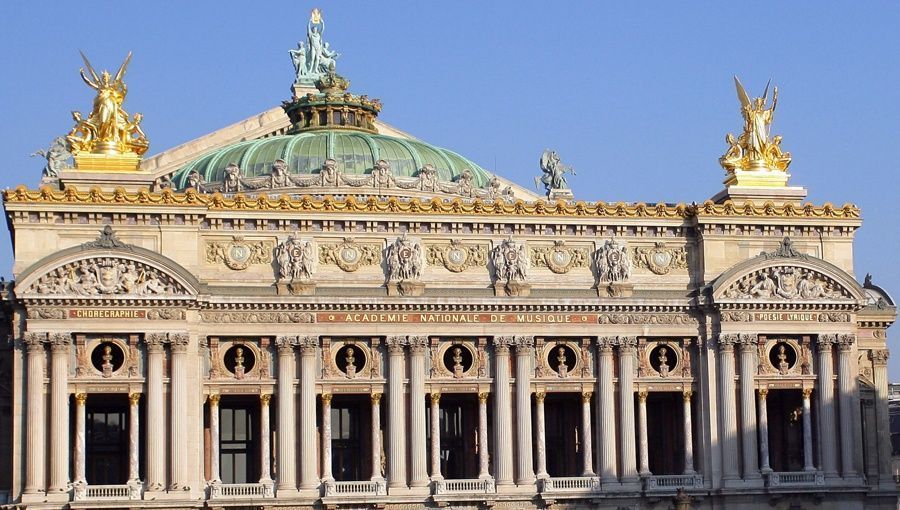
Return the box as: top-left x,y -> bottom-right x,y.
719,77 -> 791,173
68,52 -> 149,156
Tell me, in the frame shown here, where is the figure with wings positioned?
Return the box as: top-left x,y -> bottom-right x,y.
536,149 -> 575,195
721,77 -> 791,173
72,52 -> 148,155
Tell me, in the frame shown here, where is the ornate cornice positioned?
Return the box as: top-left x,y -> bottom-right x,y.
4,186 -> 861,220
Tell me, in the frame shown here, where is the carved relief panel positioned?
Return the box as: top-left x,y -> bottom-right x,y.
429,339 -> 478,379
75,334 -> 140,379
757,335 -> 812,377
637,338 -> 693,379
536,339 -> 585,379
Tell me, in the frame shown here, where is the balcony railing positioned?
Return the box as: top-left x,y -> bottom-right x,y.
644,474 -> 704,491
210,482 -> 274,498
433,478 -> 495,494
323,479 -> 387,497
74,484 -> 140,501
766,471 -> 824,487
539,476 -> 600,492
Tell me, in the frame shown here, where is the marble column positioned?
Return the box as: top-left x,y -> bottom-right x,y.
535,392 -> 548,479
169,333 -> 189,490
73,393 -> 87,486
145,333 -> 167,491
408,336 -> 429,488
371,393 -> 384,481
837,334 -> 858,477
637,391 -> 649,476
618,337 -> 639,483
718,334 -> 740,480
260,394 -> 273,483
298,336 -> 319,490
683,390 -> 695,474
478,392 -> 491,480
430,393 -> 442,480
817,334 -> 838,477
321,394 -> 333,482
386,336 -> 407,489
514,336 -> 535,486
23,333 -> 45,494
802,388 -> 815,471
275,337 -> 297,492
596,338 -> 617,483
493,337 -> 514,486
757,389 -> 771,473
129,393 -> 141,482
581,391 -> 595,477
209,394 -> 221,483
738,338 -> 760,480
870,349 -> 893,484
48,333 -> 71,493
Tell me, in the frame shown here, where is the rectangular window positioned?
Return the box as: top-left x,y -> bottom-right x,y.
219,404 -> 257,484
87,403 -> 128,485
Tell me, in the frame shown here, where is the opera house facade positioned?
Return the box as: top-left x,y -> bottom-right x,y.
0,11 -> 896,510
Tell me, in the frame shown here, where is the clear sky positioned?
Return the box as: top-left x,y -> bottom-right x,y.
1,2 -> 898,372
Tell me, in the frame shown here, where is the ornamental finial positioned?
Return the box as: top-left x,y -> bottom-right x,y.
290,8 -> 341,88
719,76 -> 792,188
68,51 -> 149,171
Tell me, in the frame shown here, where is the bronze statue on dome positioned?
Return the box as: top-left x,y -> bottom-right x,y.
290,8 -> 341,86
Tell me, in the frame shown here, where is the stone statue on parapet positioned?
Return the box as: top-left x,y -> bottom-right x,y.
31,136 -> 72,178
290,8 -> 341,86
536,149 -> 575,199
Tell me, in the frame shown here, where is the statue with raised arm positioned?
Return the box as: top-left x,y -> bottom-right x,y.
70,51 -> 149,157
536,149 -> 575,195
291,9 -> 341,86
31,136 -> 72,178
720,77 -> 791,175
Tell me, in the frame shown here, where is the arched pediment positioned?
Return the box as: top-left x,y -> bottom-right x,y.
16,226 -> 200,299
711,239 -> 866,304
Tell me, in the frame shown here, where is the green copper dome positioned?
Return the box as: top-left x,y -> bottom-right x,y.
172,130 -> 493,189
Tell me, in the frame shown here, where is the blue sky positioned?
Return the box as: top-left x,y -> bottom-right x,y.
2,3 -> 898,373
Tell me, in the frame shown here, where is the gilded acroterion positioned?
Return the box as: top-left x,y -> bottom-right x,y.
68,51 -> 149,171
719,77 -> 792,188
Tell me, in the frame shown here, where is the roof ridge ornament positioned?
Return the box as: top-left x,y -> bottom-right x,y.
761,237 -> 807,260
81,225 -> 133,251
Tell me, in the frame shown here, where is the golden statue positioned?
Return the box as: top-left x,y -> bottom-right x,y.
719,77 -> 791,184
68,52 -> 149,170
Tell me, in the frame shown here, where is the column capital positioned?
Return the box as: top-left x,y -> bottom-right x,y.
208,393 -> 221,405
802,388 -> 813,399
321,393 -> 332,405
717,333 -> 743,350
371,392 -> 382,404
48,332 -> 72,351
617,336 -> 637,352
145,332 -> 167,351
637,390 -> 648,403
478,392 -> 489,404
408,335 -> 428,354
430,392 -> 441,404
758,388 -> 768,399
870,349 -> 890,366
493,335 -> 515,354
596,336 -> 616,353
581,391 -> 593,403
260,393 -> 272,405
276,335 -> 297,354
297,335 -> 318,354
75,392 -> 87,405
169,332 -> 189,352
837,333 -> 855,351
129,393 -> 141,405
23,331 -> 47,351
817,333 -> 837,349
535,391 -> 546,403
385,335 -> 407,354
515,335 -> 535,354
738,334 -> 758,351
683,389 -> 693,402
